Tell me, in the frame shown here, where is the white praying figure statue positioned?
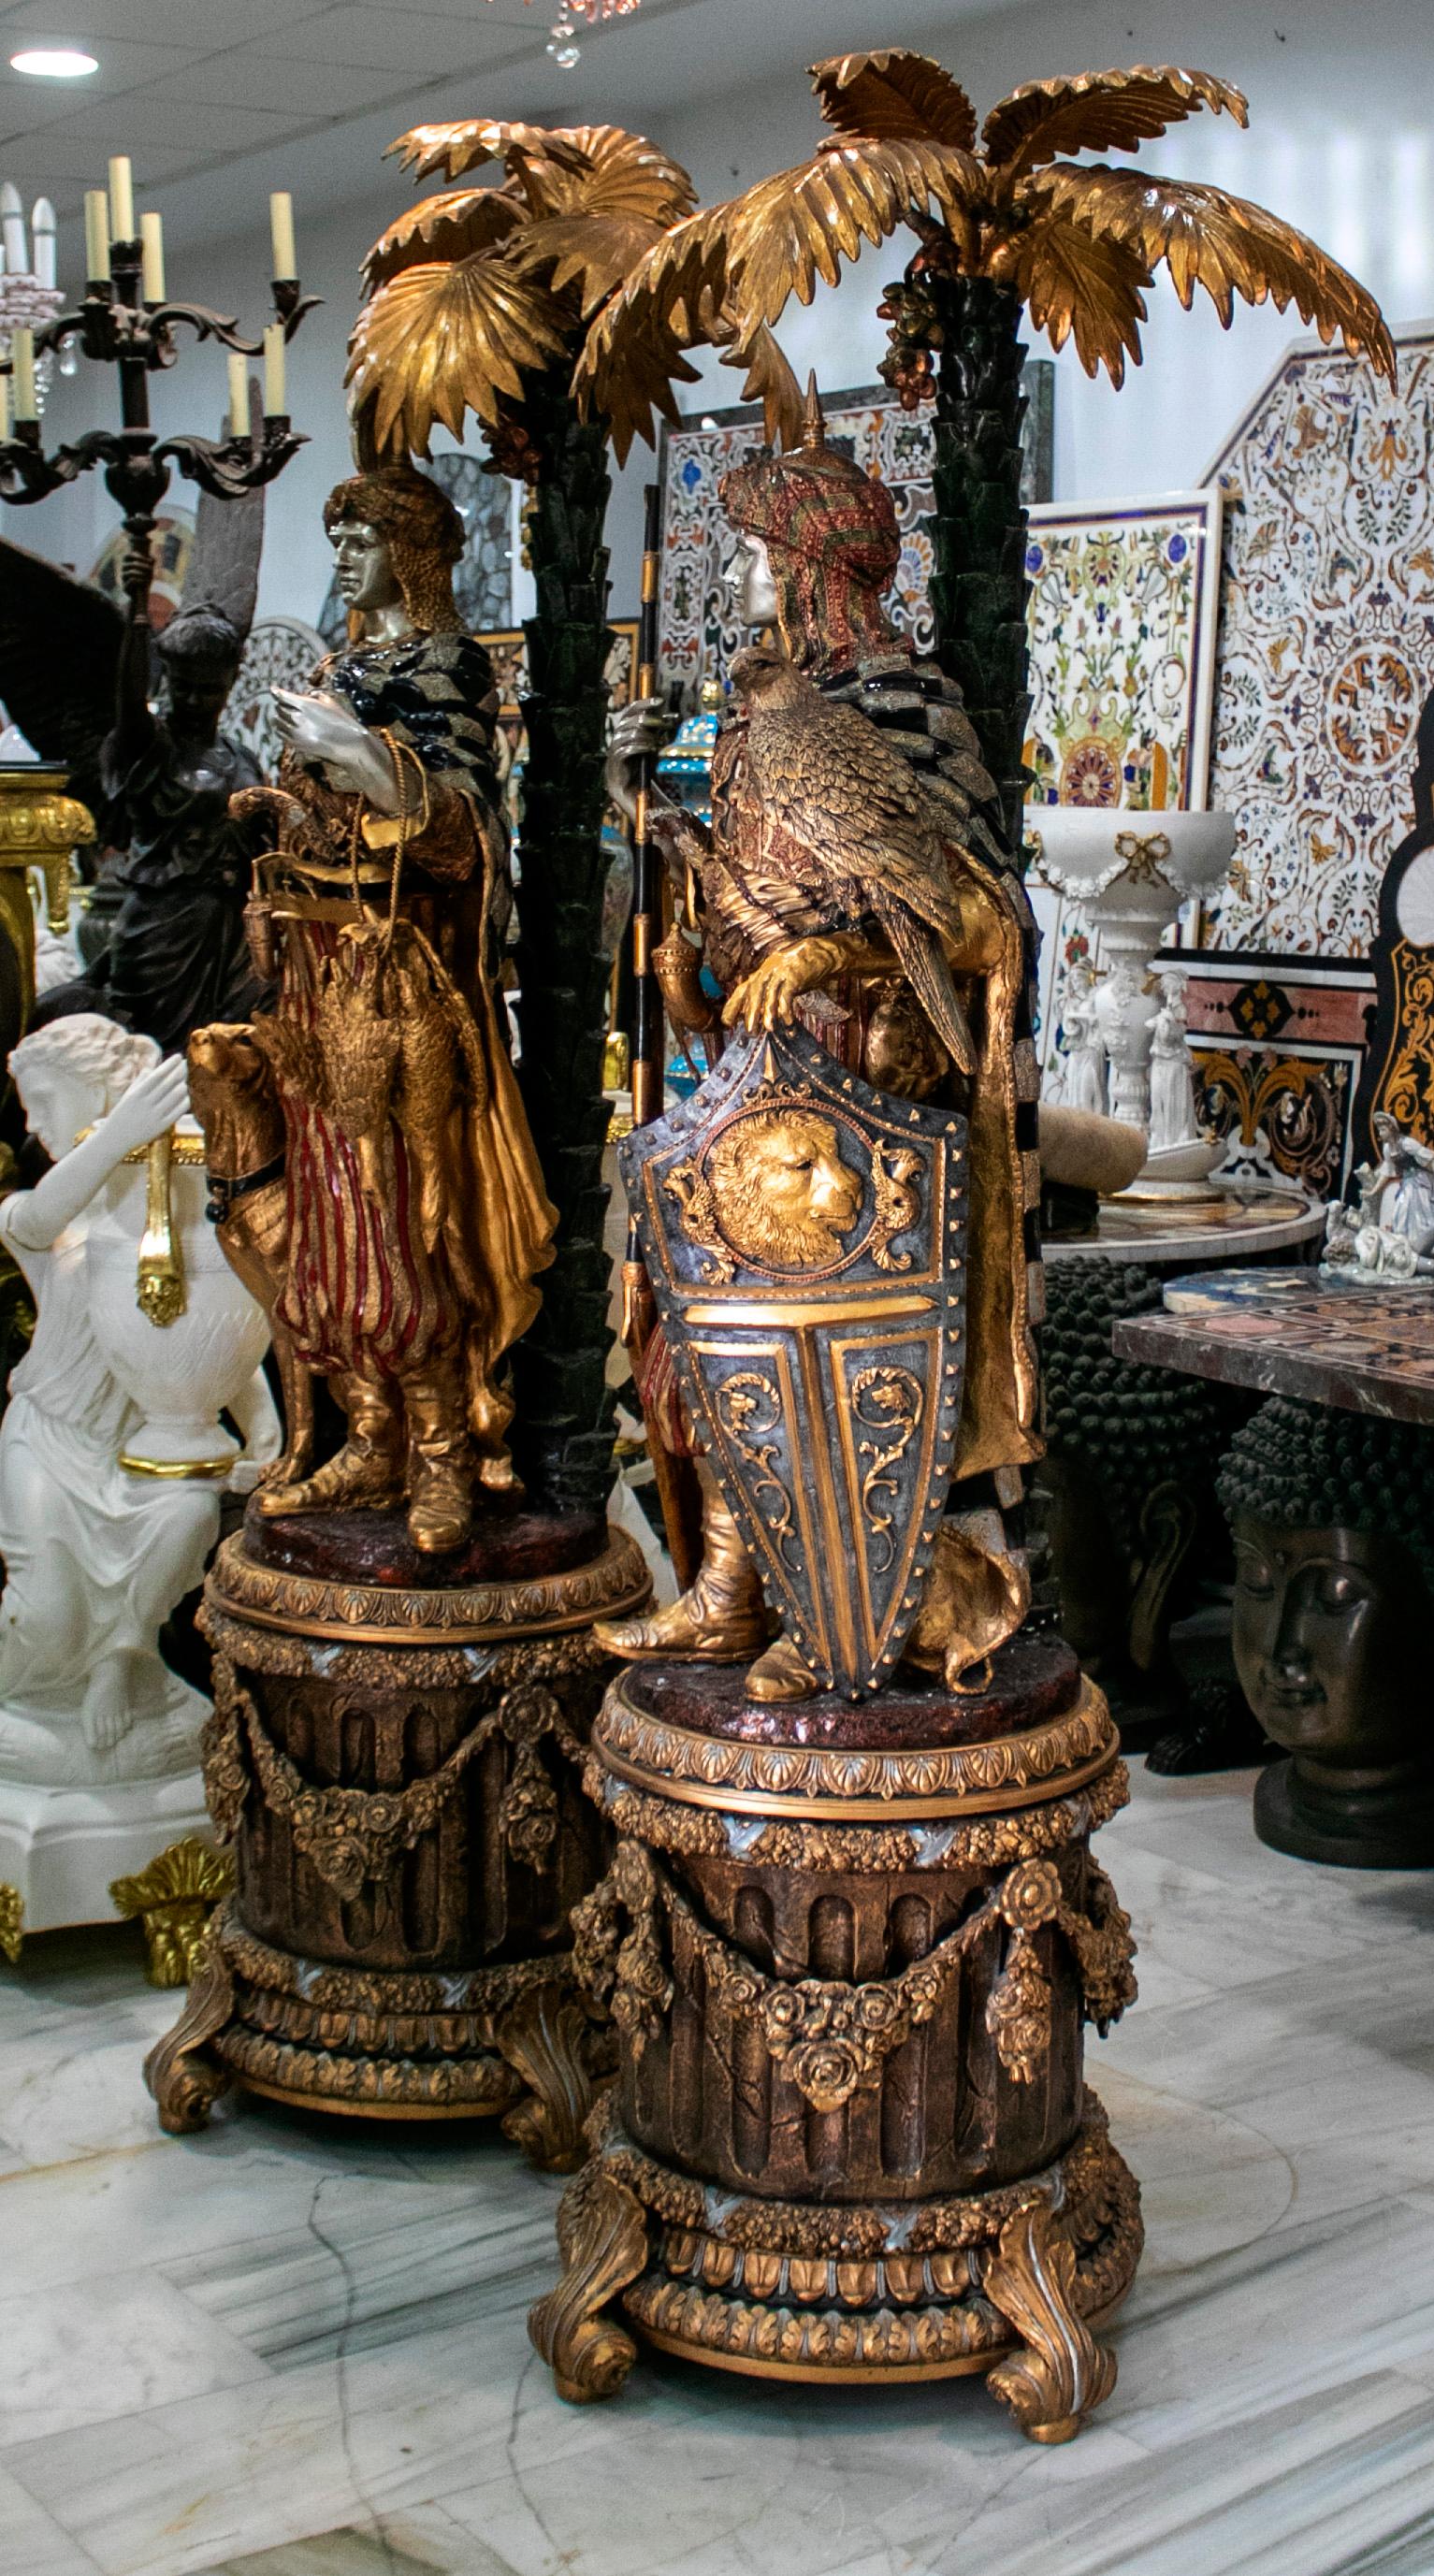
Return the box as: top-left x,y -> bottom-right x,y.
1057,958 -> 1108,1115
0,1019 -> 227,1787
1148,970 -> 1199,1152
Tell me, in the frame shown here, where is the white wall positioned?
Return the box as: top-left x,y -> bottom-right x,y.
15,0 -> 1434,621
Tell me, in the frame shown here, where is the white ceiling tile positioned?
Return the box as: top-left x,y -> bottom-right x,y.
0,134 -> 118,178
43,93 -> 312,148
279,5 -> 528,73
343,0 -> 558,18
144,53 -> 410,118
0,0 -> 329,47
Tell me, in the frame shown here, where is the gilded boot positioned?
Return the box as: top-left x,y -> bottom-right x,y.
745,1632 -> 819,1703
594,1465 -> 768,1661
255,1375 -> 403,1516
404,1356 -> 480,1554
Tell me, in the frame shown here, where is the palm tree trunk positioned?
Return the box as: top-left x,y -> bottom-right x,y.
922,271 -> 1032,868
509,362 -> 617,1517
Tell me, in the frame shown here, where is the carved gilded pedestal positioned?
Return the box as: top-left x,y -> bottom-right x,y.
0,763 -> 93,1023
145,1504 -> 650,2167
529,1637 -> 1142,2440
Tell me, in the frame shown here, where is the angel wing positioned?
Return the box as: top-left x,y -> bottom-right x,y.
182,376 -> 265,644
0,535 -> 123,822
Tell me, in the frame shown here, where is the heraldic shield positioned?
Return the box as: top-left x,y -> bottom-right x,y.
620,1025 -> 970,1700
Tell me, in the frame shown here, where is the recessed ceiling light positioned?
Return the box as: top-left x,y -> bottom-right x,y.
9,47 -> 99,77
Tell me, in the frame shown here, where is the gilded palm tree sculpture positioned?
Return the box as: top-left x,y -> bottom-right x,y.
580,51 -> 1395,856
348,119 -> 787,1513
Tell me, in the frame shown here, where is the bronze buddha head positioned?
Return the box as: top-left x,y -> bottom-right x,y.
1218,1396 -> 1434,1862
1226,1514 -> 1422,1769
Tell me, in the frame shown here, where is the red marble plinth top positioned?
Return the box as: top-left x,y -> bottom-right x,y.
241,1499 -> 608,1592
619,1629 -> 1081,1752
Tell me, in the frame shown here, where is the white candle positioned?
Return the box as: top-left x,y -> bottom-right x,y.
11,326 -> 37,423
268,190 -> 296,281
84,189 -> 109,282
108,154 -> 135,243
227,350 -> 248,436
0,183 -> 26,277
139,210 -> 165,303
262,320 -> 285,417
32,198 -> 55,289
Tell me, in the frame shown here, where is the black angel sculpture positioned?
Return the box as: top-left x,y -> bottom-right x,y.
7,455 -> 271,1057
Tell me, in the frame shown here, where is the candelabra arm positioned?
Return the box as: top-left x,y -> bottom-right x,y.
0,426 -> 129,504
30,304 -> 97,360
154,423 -> 307,499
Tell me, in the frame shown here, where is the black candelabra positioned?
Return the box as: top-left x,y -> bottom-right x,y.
0,222 -> 320,580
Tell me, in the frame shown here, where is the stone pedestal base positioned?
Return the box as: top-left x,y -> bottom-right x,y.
0,1773 -> 214,1954
1254,1753 -> 1434,1870
144,1504 -> 650,2167
529,1643 -> 1143,2440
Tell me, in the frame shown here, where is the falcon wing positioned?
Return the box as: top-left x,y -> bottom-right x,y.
0,535 -> 123,819
764,696 -> 963,939
751,696 -> 976,1071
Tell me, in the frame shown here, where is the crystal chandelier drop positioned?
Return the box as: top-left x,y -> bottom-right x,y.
547,0 -> 642,72
0,183 -> 65,417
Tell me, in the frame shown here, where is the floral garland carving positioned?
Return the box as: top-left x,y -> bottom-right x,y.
199,1599 -> 610,1694
203,1654 -> 587,1903
585,2084 -> 1134,2262
585,1755 -> 1131,1874
213,1898 -> 577,2019
572,1837 -> 1137,2109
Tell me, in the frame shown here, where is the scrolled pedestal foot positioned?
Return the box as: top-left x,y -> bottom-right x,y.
983,2200 -> 1119,2443
142,1916 -> 237,2134
498,1977 -> 605,2174
528,2159 -> 649,2403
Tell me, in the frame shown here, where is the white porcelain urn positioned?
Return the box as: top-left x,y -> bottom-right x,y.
85,1117 -> 272,1476
1029,808 -> 1236,1139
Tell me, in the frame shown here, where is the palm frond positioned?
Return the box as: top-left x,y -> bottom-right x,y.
573,203 -> 734,453
360,185 -> 524,295
513,211 -> 671,315
576,137 -> 984,449
513,124 -> 697,229
707,304 -> 805,449
727,138 -> 982,322
999,212 -> 1150,384
982,65 -> 1246,174
346,253 -> 568,456
387,119 -> 589,186
810,49 -> 978,152
1034,164 -> 1397,378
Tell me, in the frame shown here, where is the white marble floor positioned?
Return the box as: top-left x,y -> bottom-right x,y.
3,1764 -> 1434,2576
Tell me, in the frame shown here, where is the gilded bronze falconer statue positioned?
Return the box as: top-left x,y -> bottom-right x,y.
599,386 -> 1040,1700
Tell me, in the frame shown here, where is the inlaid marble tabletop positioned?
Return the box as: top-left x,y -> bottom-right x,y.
1112,1265 -> 1434,1425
